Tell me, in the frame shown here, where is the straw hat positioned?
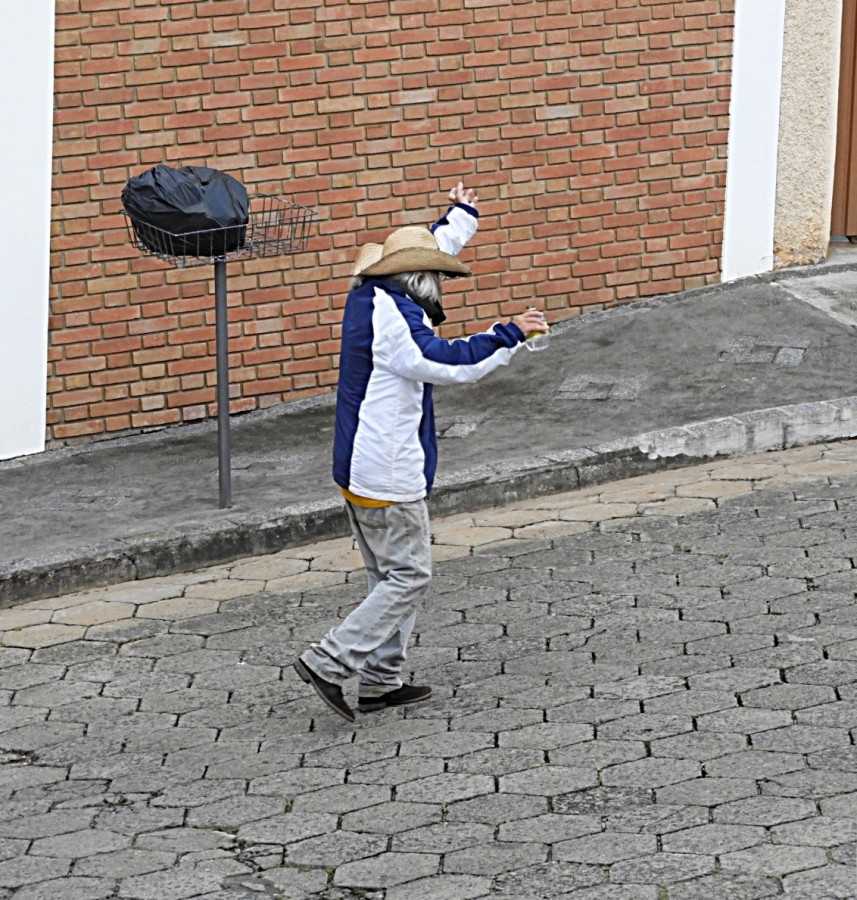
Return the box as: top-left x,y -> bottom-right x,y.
360,226 -> 472,278
351,243 -> 383,276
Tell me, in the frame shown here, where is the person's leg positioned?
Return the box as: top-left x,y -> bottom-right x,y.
300,499 -> 431,686
357,607 -> 418,698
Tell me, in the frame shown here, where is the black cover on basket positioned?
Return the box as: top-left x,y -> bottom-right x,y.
121,164 -> 249,257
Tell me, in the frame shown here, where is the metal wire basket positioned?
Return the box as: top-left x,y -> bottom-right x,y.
123,193 -> 320,269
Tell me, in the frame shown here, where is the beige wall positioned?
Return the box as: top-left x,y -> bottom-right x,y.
774,0 -> 843,267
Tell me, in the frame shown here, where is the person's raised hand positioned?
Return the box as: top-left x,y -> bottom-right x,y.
512,308 -> 548,337
448,181 -> 479,208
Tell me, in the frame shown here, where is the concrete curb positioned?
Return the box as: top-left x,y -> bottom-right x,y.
3,394 -> 857,609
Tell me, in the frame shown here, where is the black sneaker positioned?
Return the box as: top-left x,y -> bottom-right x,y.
294,660 -> 355,723
358,684 -> 432,712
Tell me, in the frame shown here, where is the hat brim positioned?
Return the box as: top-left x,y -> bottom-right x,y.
361,247 -> 472,278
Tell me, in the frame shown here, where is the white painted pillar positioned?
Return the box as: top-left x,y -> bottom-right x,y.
721,0 -> 788,281
0,4 -> 55,459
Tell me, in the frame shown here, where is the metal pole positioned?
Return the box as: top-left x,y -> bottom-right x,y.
214,259 -> 232,508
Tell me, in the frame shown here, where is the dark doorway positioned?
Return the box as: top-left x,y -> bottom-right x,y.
832,0 -> 857,238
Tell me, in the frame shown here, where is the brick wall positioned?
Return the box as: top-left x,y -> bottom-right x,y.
49,0 -> 735,444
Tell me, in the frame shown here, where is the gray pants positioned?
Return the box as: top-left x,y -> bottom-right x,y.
301,499 -> 432,697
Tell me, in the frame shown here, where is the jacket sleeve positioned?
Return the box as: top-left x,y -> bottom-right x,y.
430,203 -> 479,256
374,290 -> 525,386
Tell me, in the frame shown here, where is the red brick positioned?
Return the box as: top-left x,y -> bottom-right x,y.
45,0 -> 735,445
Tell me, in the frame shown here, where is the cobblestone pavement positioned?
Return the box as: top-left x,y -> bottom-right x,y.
2,441 -> 857,899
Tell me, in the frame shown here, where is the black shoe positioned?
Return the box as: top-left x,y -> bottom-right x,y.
294,660 -> 355,723
358,684 -> 432,712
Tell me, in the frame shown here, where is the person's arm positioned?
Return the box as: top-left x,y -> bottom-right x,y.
430,181 -> 479,256
373,291 -> 546,386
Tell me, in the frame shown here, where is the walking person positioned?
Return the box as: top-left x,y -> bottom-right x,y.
294,187 -> 549,722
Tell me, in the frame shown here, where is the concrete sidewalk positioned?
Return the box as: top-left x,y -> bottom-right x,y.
4,258 -> 857,606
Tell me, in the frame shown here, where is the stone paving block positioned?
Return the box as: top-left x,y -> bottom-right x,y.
94,805 -> 184,838
333,850 -> 440,888
643,690 -> 737,717
0,856 -> 70,890
685,632 -> 775,656
498,813 -> 601,844
714,796 -> 817,826
549,739 -> 647,770
352,717 -> 448,745
502,683 -> 591,710
289,783 -> 390,815
808,743 -> 857,770
761,768 -> 857,799
284,830 -> 388,868
733,644 -> 825,671
704,751 -> 806,780
594,675 -> 684,700
771,816 -> 857,849
751,725 -> 852,754
820,792 -> 857,817
1,623 -> 86,648
385,873 -> 491,900
341,801 -> 442,834
656,776 -> 759,807
559,887 -> 659,900
695,707 -> 793,734
499,765 -> 598,796
460,636 -> 547,663
600,756 -> 701,787
392,822 -> 494,854
12,876 -> 118,900
782,863 -> 856,897
553,786 -> 655,817
446,748 -> 547,777
245,767 -> 340,800
729,612 -> 818,635
721,842 -> 828,876
346,756 -> 446,787
641,654 -> 734,677
492,859 -> 606,897
597,713 -> 693,743
395,773 -> 493,805
740,682 -> 837,709
446,792 -> 548,825
72,848 -> 176,879
686,667 -> 783,695
184,795 -> 285,829
601,805 -> 709,835
667,872 -> 783,900
134,828 -> 235,854
443,840 -> 547,875
0,664 -> 63,694
2,720 -> 85,751
0,837 -> 26,863
236,811 -> 337,846
548,699 -> 640,725
830,841 -> 856,865
498,721 -> 593,749
787,659 -> 857,686
0,810 -> 97,840
0,608 -> 53,630
116,862 -> 250,900
609,850 -> 716,884
553,831 -> 656,864
661,823 -> 768,855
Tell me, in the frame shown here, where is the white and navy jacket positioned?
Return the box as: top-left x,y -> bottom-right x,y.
333,204 -> 526,502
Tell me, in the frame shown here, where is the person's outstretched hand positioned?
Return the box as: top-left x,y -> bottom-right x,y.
449,181 -> 478,208
512,308 -> 549,337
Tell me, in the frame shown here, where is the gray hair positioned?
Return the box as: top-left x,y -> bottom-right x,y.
385,271 -> 442,308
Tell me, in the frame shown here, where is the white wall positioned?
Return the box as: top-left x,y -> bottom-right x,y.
0,4 -> 55,459
721,0 -> 787,281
